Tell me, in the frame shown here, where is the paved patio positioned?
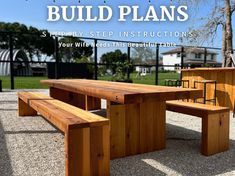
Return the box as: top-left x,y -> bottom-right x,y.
0,90 -> 235,176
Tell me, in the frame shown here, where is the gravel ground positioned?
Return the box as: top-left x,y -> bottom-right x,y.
0,90 -> 235,176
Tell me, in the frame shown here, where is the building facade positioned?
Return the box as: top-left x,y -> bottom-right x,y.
162,48 -> 219,71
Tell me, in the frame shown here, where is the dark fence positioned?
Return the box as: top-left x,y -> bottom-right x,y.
47,62 -> 94,79
0,31 -> 227,89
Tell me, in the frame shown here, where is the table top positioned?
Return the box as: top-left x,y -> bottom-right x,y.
41,79 -> 202,104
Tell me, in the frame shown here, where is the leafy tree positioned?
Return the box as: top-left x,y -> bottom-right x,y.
175,0 -> 235,67
100,49 -> 128,74
58,37 -> 93,63
112,61 -> 133,83
0,22 -> 93,63
0,22 -> 54,61
132,47 -> 156,64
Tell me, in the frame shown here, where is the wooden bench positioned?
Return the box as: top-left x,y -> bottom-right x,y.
18,92 -> 110,176
166,100 -> 230,156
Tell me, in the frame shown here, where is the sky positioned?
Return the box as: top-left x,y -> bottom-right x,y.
0,0 -> 235,60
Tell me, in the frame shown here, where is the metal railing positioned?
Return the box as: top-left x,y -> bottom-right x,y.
0,30 -> 229,89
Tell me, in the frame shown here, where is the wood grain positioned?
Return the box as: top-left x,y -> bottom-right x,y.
166,100 -> 230,156
86,95 -> 101,111
125,103 -> 140,156
18,98 -> 37,116
65,127 -> 91,176
50,87 -> 86,109
107,101 -> 126,159
90,125 -> 110,176
182,68 -> 235,110
41,79 -> 202,104
18,92 -> 110,176
18,91 -> 53,104
140,101 -> 166,152
107,100 -> 166,159
202,112 -> 230,156
166,100 -> 229,115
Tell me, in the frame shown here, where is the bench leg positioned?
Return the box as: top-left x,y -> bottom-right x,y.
65,125 -> 110,176
90,125 -> 110,175
18,98 -> 37,116
201,112 -> 230,156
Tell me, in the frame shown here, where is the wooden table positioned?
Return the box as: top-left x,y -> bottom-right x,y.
41,79 -> 202,159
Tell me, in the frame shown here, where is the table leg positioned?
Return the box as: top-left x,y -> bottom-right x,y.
107,101 -> 166,159
50,87 -> 101,110
86,95 -> 102,111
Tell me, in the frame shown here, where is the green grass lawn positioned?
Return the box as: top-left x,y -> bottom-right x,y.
133,72 -> 180,85
99,72 -> 180,86
0,72 -> 180,89
0,76 -> 48,89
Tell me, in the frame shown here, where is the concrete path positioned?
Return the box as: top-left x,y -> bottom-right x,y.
0,90 -> 234,176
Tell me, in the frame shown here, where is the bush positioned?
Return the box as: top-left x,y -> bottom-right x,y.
111,61 -> 133,83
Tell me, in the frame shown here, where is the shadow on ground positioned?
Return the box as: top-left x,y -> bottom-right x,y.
0,119 -> 13,176
111,124 -> 235,176
0,93 -> 234,176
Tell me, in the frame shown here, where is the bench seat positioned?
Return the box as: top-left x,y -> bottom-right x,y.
18,92 -> 110,176
166,100 -> 230,156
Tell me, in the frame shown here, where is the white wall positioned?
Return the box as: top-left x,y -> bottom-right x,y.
186,53 -> 217,61
162,53 -> 181,71
163,53 -> 217,71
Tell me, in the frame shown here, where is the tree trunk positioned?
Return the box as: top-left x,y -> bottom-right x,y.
224,0 -> 234,67
222,25 -> 227,67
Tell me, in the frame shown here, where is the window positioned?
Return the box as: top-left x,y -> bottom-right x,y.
211,54 -> 214,60
195,53 -> 201,59
177,53 -> 181,57
175,64 -> 180,70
